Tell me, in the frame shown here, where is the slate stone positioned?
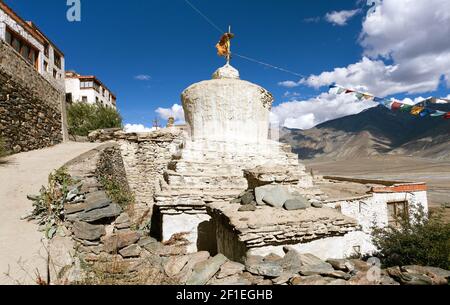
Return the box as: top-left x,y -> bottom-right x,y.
72,221 -> 105,241
290,275 -> 332,285
255,185 -> 290,206
65,202 -> 87,215
186,254 -> 228,285
272,272 -> 295,285
312,202 -> 324,208
241,192 -> 255,205
138,236 -> 158,247
327,259 -> 355,272
103,231 -> 140,253
164,255 -> 190,277
295,252 -> 324,267
119,244 -> 142,258
280,250 -> 303,273
262,191 -> 289,208
208,274 -> 252,285
246,261 -> 283,278
216,261 -> 245,279
298,262 -> 335,276
84,198 -> 112,213
238,204 -> 256,212
264,253 -> 283,263
79,203 -> 122,223
284,197 -> 310,210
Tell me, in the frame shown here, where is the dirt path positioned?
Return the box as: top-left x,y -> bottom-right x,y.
0,142 -> 102,285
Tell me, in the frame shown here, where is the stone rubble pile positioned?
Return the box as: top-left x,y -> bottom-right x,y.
160,247 -> 450,286
233,184 -> 325,212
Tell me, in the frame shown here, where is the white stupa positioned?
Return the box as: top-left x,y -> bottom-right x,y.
181,63 -> 274,144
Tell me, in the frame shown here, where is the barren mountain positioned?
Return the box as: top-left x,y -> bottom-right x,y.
281,104 -> 450,161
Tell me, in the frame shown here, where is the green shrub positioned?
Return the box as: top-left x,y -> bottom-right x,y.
25,167 -> 78,239
67,102 -> 123,136
371,207 -> 450,269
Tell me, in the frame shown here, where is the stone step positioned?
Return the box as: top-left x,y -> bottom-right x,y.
164,170 -> 248,188
179,148 -> 298,160
183,140 -> 293,152
155,189 -> 243,206
177,152 -> 300,167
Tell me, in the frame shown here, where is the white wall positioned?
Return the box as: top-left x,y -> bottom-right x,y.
248,231 -> 377,260
65,78 -> 116,109
325,191 -> 429,233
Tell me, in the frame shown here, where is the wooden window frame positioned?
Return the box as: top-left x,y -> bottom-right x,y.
387,201 -> 409,227
5,26 -> 39,70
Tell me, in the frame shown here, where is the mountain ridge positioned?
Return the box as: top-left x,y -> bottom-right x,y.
280,104 -> 450,160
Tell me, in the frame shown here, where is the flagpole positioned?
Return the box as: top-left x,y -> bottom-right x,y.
227,25 -> 231,65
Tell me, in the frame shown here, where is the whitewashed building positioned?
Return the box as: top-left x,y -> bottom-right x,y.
65,71 -> 117,109
0,1 -> 65,92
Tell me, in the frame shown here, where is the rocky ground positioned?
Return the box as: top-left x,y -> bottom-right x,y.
50,169 -> 449,286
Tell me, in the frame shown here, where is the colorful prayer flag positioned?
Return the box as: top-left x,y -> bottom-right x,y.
419,109 -> 431,117
400,104 -> 413,112
337,88 -> 346,94
445,112 -> 450,119
391,101 -> 402,111
362,94 -> 373,100
355,93 -> 364,100
345,89 -> 355,94
411,106 -> 425,116
430,110 -> 447,117
374,97 -> 384,102
329,84 -> 338,89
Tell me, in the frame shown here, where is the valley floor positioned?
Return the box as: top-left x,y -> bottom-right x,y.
304,155 -> 450,222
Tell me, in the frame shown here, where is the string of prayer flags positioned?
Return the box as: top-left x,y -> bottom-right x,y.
330,84 -> 450,120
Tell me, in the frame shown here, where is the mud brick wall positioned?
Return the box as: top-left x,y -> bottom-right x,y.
0,40 -> 65,153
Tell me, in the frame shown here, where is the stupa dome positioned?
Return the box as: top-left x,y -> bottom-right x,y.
212,63 -> 240,80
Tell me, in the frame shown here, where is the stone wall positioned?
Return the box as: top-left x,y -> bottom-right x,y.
88,128 -> 185,215
0,40 -> 65,153
96,144 -> 132,200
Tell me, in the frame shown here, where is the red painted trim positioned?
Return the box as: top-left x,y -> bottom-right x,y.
371,183 -> 427,193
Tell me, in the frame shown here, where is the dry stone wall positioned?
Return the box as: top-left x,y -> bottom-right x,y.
0,40 -> 65,153
88,128 -> 185,215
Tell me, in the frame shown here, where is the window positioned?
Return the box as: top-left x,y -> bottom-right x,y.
66,93 -> 73,103
80,80 -> 94,88
44,43 -> 49,57
54,53 -> 61,69
5,27 -> 39,70
5,30 -> 12,45
81,96 -> 88,103
53,69 -> 57,78
95,97 -> 99,104
44,61 -> 49,72
387,201 -> 409,227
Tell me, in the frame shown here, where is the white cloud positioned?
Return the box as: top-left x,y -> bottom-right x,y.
325,9 -> 360,26
278,80 -> 300,88
156,104 -> 185,124
134,74 -> 151,81
281,0 -> 450,98
271,91 -> 378,130
124,124 -> 158,133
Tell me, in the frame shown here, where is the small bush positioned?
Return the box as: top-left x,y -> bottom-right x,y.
371,207 -> 450,269
24,167 -> 78,239
99,176 -> 135,209
68,102 -> 123,136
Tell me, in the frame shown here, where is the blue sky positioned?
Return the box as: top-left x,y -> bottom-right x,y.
5,0 -> 450,130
